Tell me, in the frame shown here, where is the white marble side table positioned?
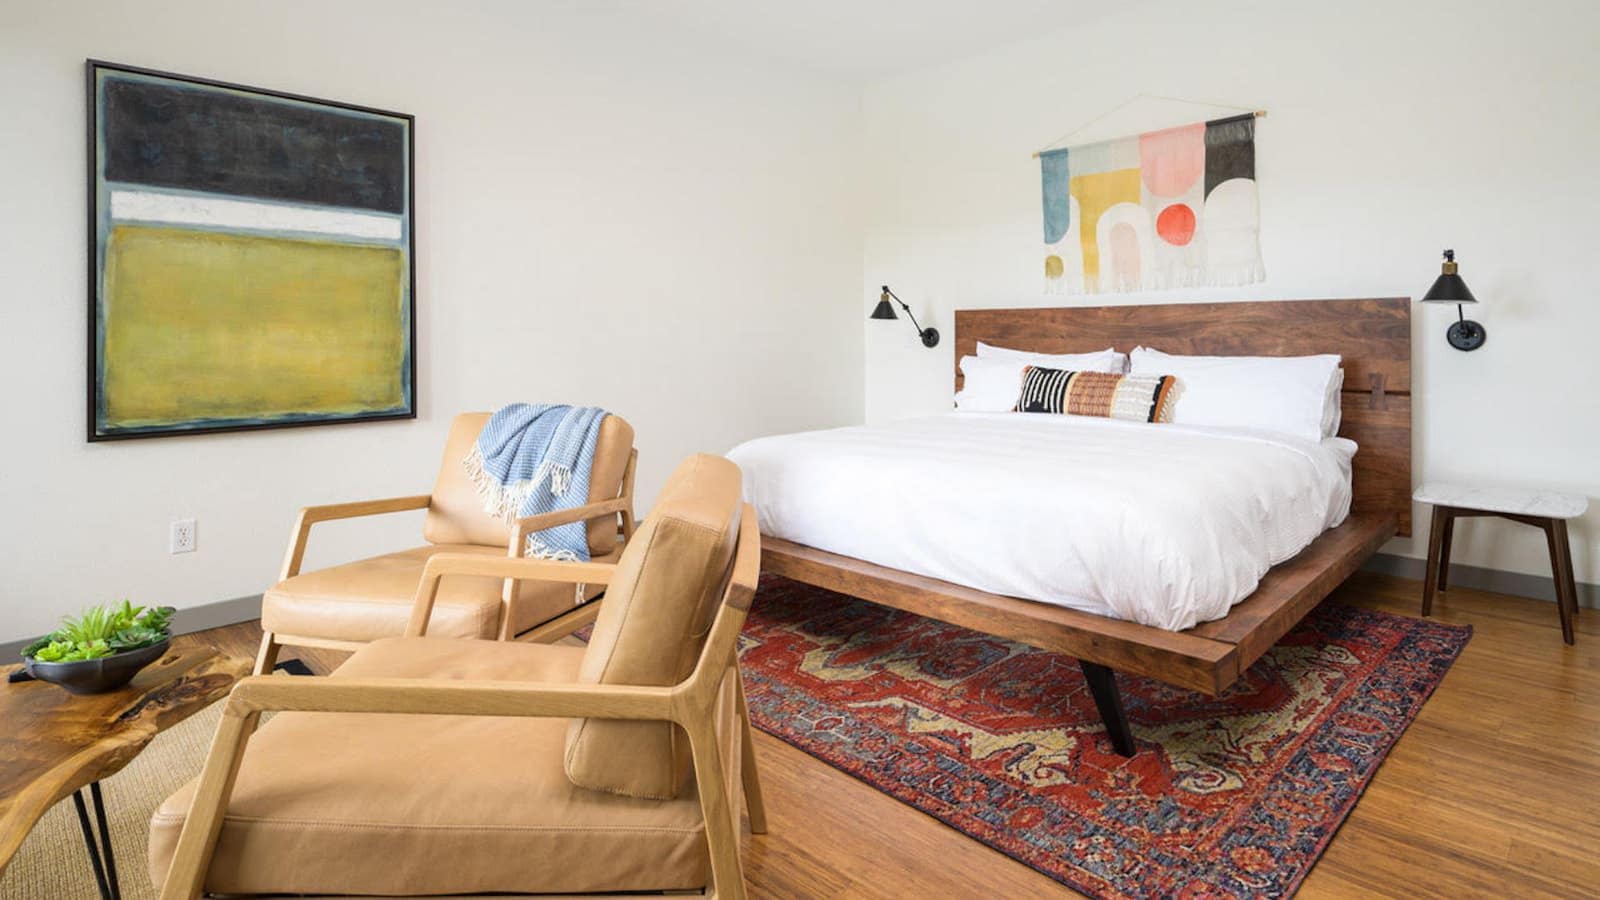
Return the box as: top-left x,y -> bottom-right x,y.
1414,483 -> 1588,644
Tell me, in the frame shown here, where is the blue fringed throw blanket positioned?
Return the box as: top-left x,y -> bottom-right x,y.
463,403 -> 609,560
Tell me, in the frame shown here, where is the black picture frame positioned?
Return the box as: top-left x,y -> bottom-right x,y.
86,60 -> 417,442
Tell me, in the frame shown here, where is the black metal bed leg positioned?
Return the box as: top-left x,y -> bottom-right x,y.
72,786 -> 115,900
1078,660 -> 1136,757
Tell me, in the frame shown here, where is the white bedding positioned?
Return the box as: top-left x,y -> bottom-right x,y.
726,413 -> 1354,631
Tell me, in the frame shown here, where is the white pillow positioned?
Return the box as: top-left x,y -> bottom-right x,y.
1323,368 -> 1344,438
954,355 -> 1025,412
976,341 -> 1126,374
1128,347 -> 1343,442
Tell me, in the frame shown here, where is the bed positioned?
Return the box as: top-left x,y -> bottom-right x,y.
734,412 -> 1357,632
731,297 -> 1411,756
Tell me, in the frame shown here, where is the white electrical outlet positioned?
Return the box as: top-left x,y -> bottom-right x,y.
170,518 -> 197,554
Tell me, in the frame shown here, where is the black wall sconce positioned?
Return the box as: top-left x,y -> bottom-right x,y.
871,285 -> 939,348
1421,249 -> 1485,351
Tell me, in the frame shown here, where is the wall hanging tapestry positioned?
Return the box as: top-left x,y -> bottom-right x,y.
1040,113 -> 1262,295
87,61 -> 415,440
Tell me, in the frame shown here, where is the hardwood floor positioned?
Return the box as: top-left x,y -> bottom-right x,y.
177,573 -> 1599,898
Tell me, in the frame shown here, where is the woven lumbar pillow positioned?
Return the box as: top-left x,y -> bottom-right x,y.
1015,365 -> 1177,422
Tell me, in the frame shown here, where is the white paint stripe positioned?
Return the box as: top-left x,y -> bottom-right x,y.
110,189 -> 402,241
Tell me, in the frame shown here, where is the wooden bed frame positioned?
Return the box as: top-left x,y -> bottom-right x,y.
763,297 -> 1411,756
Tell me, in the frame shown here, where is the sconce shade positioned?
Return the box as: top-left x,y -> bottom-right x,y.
1422,249 -> 1477,304
1422,273 -> 1477,304
870,296 -> 898,319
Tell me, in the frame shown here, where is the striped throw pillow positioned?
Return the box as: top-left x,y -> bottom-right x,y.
1016,366 -> 1177,423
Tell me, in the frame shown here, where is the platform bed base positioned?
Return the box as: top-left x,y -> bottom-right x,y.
760,512 -> 1397,757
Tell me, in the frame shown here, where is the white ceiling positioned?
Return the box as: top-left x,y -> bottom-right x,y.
637,0 -> 1127,82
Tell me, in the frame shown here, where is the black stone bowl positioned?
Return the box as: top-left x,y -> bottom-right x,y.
23,640 -> 171,695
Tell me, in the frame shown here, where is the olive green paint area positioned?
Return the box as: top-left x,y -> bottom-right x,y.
101,225 -> 407,430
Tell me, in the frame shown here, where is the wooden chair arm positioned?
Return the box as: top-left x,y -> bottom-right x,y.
423,552 -> 618,585
408,552 -> 619,638
279,494 -> 432,581
508,496 -> 634,552
228,674 -> 674,719
300,494 -> 433,525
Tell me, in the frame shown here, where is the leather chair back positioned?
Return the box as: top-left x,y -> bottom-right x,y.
563,454 -> 743,799
423,412 -> 635,556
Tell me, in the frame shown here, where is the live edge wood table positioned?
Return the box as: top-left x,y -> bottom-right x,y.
1415,482 -> 1589,644
0,647 -> 249,899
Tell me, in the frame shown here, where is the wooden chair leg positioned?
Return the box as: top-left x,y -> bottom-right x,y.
685,715 -> 746,900
252,632 -> 281,676
1546,519 -> 1577,645
1436,510 -> 1456,593
1555,519 -> 1581,621
1421,506 -> 1449,617
734,671 -> 768,835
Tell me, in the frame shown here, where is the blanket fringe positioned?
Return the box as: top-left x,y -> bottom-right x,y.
524,535 -> 581,562
464,444 -> 543,524
548,463 -> 573,498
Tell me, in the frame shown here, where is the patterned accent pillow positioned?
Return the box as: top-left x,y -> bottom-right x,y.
1016,365 -> 1177,423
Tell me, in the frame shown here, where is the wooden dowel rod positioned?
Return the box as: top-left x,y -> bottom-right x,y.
1031,110 -> 1266,158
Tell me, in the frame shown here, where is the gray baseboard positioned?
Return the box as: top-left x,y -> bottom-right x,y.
1362,553 -> 1597,609
1,593 -> 263,660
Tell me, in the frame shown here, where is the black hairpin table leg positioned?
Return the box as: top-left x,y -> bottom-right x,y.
71,782 -> 120,900
1079,660 -> 1137,757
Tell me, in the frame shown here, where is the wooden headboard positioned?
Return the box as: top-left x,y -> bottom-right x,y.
954,298 -> 1412,536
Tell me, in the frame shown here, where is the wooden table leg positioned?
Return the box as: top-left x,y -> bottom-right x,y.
1546,519 -> 1578,645
1422,505 -> 1449,617
1557,519 -> 1581,621
1437,510 -> 1456,593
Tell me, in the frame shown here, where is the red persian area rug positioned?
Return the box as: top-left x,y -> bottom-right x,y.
738,575 -> 1471,899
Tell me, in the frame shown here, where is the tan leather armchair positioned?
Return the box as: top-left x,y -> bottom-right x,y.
255,411 -> 638,674
151,454 -> 767,899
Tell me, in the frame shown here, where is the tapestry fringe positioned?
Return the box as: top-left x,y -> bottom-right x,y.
1044,259 -> 1265,296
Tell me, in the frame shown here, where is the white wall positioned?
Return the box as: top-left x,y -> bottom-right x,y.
861,0 -> 1599,587
0,0 -> 865,642
3,0 -> 1592,645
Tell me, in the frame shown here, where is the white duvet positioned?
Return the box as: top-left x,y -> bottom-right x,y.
726,413 -> 1354,631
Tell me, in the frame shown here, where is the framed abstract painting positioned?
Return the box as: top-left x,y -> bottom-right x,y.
86,60 -> 415,441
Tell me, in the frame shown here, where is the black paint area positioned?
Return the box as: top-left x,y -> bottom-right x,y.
102,76 -> 406,214
1203,114 -> 1255,198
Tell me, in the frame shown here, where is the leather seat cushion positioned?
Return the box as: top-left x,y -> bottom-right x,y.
147,637 -> 720,896
262,544 -> 615,642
